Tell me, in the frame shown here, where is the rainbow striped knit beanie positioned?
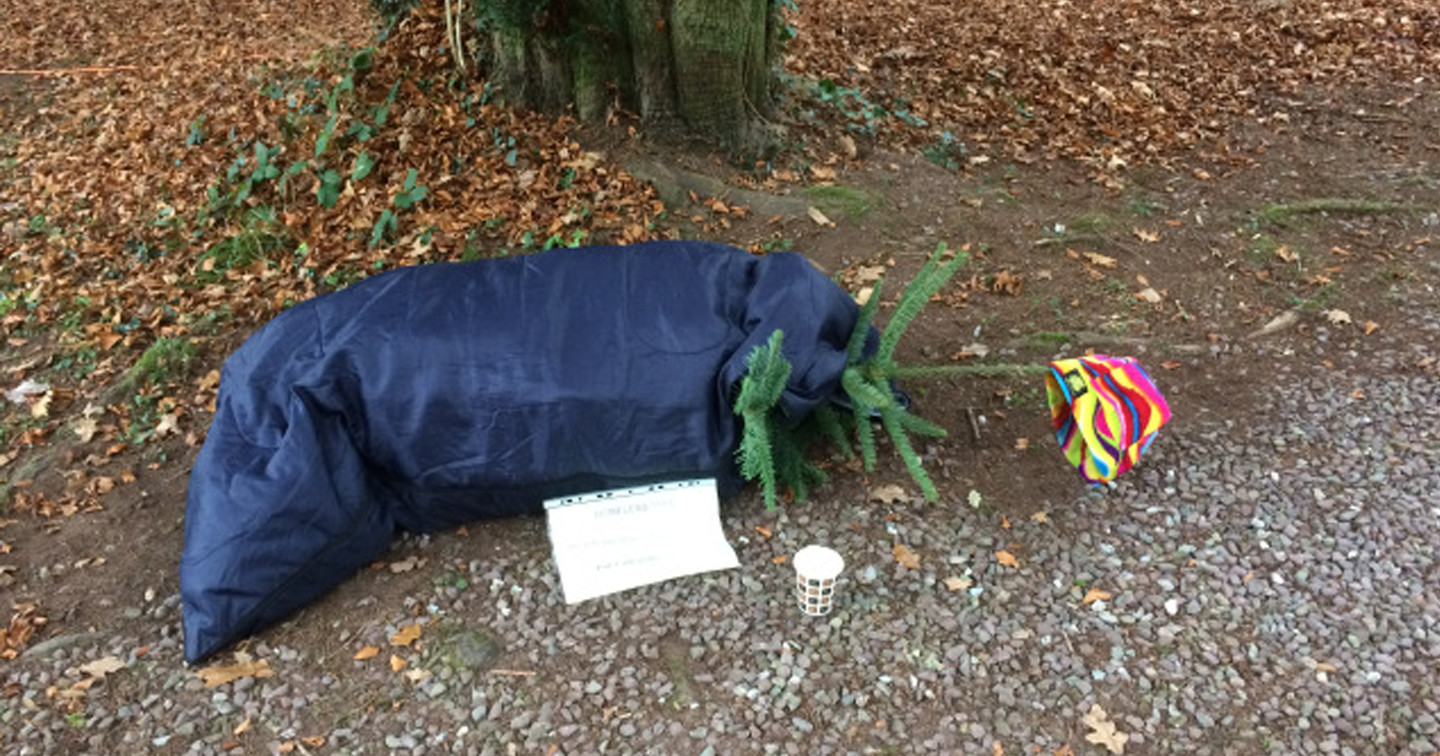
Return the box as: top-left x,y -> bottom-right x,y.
1045,354 -> 1172,484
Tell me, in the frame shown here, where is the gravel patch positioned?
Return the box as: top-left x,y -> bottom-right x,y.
2,310 -> 1437,756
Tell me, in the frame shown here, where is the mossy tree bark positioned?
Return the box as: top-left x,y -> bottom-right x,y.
478,0 -> 779,148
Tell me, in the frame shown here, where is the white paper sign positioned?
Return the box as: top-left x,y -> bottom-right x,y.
544,478 -> 739,604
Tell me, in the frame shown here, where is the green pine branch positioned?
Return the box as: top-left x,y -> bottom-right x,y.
876,243 -> 968,364
735,329 -> 790,415
846,278 -> 883,364
897,411 -> 948,438
841,367 -> 882,470
879,402 -> 938,502
891,363 -> 1050,380
733,243 -> 1044,509
812,404 -> 853,461
735,330 -> 791,510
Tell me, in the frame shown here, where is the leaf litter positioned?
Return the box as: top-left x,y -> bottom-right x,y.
0,0 -> 1435,676
787,0 -> 1439,182
2,0 -> 1430,560
0,0 -> 665,479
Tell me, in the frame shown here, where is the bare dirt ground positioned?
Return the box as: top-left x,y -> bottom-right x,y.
2,1 -> 1439,754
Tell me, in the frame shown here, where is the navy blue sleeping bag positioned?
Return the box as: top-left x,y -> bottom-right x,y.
181,241 -> 864,663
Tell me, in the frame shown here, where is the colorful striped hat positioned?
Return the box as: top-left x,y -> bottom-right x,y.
1044,354 -> 1172,484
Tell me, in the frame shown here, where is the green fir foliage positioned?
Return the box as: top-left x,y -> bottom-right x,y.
839,243 -> 968,500
734,330 -> 790,510
811,404 -> 852,461
734,243 -> 997,507
877,243 -> 966,365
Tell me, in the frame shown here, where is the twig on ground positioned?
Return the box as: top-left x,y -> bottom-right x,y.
1246,309 -> 1301,340
489,668 -> 536,677
965,407 -> 982,442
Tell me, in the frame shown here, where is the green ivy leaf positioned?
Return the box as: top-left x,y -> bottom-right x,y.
351,152 -> 375,183
315,113 -> 339,159
370,208 -> 396,247
394,170 -> 427,210
317,170 -> 342,209
394,185 -> 428,210
253,143 -> 280,181
185,117 -> 207,147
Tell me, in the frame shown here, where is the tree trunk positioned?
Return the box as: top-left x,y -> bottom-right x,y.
479,0 -> 778,148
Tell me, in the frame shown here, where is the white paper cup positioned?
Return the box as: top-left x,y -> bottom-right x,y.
793,545 -> 845,616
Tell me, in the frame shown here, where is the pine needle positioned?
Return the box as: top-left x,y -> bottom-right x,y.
877,243 -> 968,363
879,404 -> 939,502
812,404 -> 853,460
735,330 -> 792,509
846,279 -> 883,363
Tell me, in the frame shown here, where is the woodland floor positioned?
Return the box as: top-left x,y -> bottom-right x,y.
1,0 -> 1439,754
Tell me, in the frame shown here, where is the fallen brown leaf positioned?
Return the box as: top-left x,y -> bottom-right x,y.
1083,704 -> 1129,754
154,412 -> 180,438
1083,252 -> 1118,268
951,343 -> 991,360
1082,587 -> 1114,605
1134,287 -> 1163,304
390,624 -> 422,647
943,576 -> 974,592
992,270 -> 1023,295
995,550 -> 1019,568
78,656 -> 126,679
870,484 -> 907,504
389,555 -> 420,573
97,331 -> 124,350
72,417 -> 100,443
893,543 -> 921,569
354,645 -> 380,660
196,659 -> 274,688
